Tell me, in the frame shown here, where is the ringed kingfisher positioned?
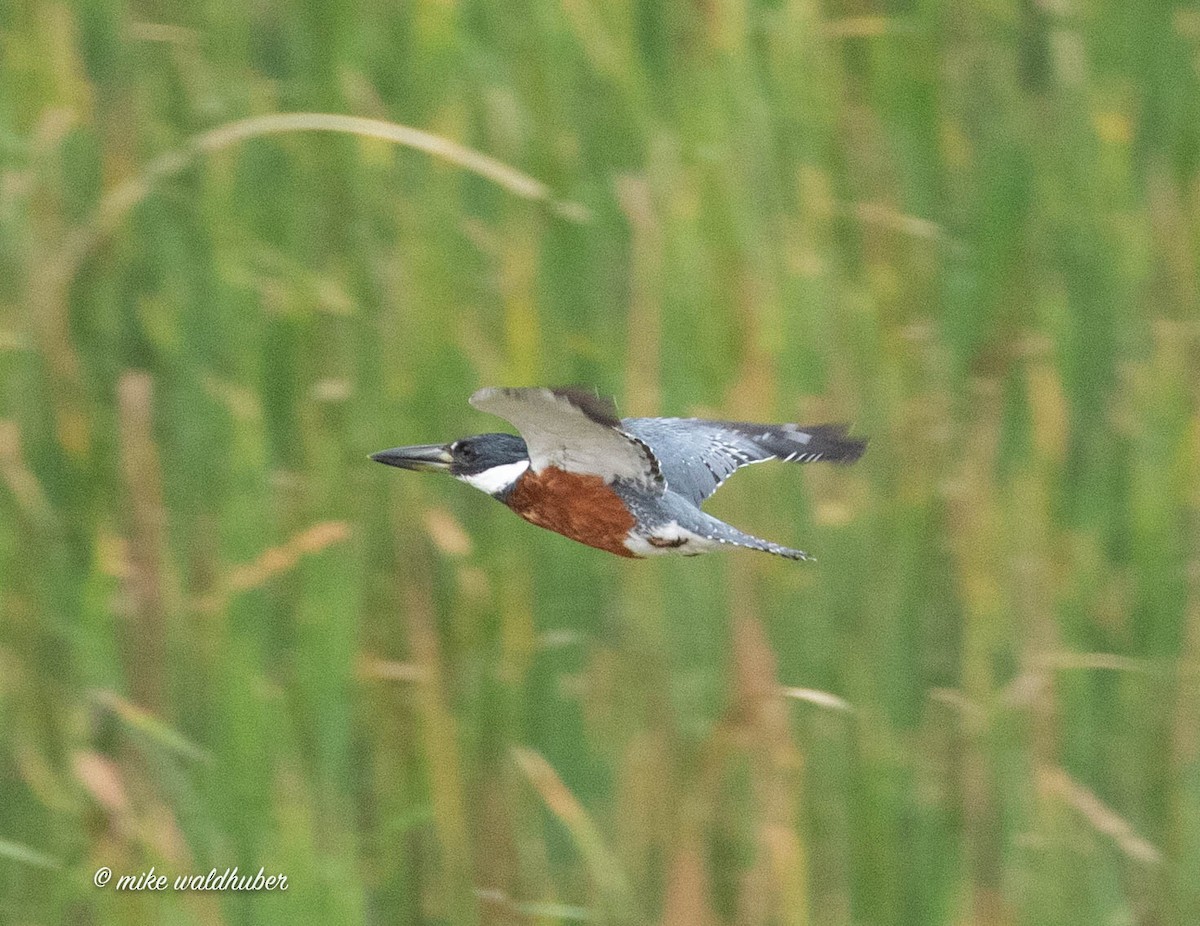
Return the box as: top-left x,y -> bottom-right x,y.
371,387 -> 866,560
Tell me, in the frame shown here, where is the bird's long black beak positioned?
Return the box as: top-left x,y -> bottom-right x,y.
370,444 -> 453,472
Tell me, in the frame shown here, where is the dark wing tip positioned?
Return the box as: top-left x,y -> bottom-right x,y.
717,420 -> 868,465
807,424 -> 868,463
470,385 -> 621,430
549,386 -> 621,429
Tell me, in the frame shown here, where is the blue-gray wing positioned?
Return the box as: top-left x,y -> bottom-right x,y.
621,417 -> 866,507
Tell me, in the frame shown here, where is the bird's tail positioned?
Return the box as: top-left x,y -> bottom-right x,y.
687,510 -> 813,561
719,528 -> 812,561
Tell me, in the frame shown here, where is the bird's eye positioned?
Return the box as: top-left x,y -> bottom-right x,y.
458,444 -> 476,461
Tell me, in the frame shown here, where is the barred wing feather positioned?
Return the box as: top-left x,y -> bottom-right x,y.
622,418 -> 866,506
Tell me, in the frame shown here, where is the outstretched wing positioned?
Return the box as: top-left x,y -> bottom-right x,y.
622,418 -> 866,507
470,387 -> 662,485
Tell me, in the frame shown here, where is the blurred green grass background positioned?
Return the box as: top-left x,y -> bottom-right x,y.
2,0 -> 1199,923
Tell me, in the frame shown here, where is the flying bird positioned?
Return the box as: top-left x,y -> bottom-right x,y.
371,387 -> 866,560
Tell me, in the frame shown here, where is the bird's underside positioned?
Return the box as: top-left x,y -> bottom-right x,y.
373,386 -> 867,561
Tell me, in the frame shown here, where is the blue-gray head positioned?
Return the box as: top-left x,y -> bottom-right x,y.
370,432 -> 530,496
